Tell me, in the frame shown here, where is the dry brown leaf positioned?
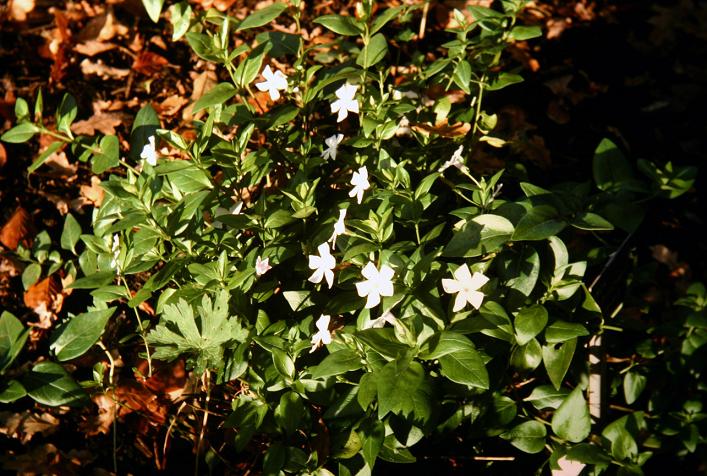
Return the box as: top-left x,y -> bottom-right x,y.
412,119 -> 471,138
0,143 -> 6,168
75,9 -> 128,42
132,50 -> 169,76
44,150 -> 78,179
81,394 -> 117,436
71,112 -> 124,136
183,70 -> 217,120
80,58 -> 130,79
8,0 -> 35,22
0,411 -> 60,443
80,176 -> 105,207
156,94 -> 188,117
0,207 -> 34,250
24,275 -> 63,326
74,40 -> 117,56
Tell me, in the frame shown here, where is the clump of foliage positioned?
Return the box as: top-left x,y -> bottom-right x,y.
0,0 -> 702,474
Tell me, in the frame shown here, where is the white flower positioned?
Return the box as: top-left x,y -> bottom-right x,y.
551,456 -> 586,476
213,201 -> 243,229
110,234 -> 120,269
356,262 -> 395,309
310,314 -> 332,353
330,83 -> 359,122
348,166 -> 370,204
364,310 -> 397,329
329,209 -> 347,244
308,243 -> 336,288
321,133 -> 344,161
255,256 -> 271,276
442,264 -> 489,312
140,135 -> 158,166
255,65 -> 288,101
438,145 -> 466,172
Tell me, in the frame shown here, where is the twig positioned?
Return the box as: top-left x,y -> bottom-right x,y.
419,1 -> 430,40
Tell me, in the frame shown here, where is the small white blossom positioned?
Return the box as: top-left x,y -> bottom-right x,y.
213,201 -> 243,229
321,133 -> 344,161
348,166 -> 370,204
330,83 -> 359,122
255,65 -> 288,101
356,262 -> 395,309
310,314 -> 332,352
308,243 -> 336,288
442,264 -> 489,312
438,145 -> 466,172
329,209 -> 347,245
255,256 -> 271,277
364,310 -> 397,329
140,135 -> 157,166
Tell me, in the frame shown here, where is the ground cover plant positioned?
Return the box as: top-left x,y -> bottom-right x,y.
0,0 -> 705,474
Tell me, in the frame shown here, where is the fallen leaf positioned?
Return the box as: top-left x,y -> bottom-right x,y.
8,0 -> 35,22
74,40 -> 117,56
80,394 -> 116,436
412,119 -> 471,138
0,411 -> 60,444
44,151 -> 78,180
183,70 -> 217,120
79,176 -> 105,207
75,9 -> 128,43
0,143 -> 6,168
0,207 -> 34,250
71,112 -> 124,136
24,275 -> 63,326
156,94 -> 188,117
80,58 -> 130,79
132,50 -> 169,76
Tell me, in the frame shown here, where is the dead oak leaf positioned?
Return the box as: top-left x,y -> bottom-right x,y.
24,275 -> 63,327
132,50 -> 169,76
0,207 -> 34,250
71,112 -> 124,136
74,40 -> 117,57
80,58 -> 130,79
79,176 -> 105,207
412,119 -> 471,138
156,94 -> 188,117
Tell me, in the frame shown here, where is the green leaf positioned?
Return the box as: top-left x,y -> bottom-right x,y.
21,263 -> 41,290
452,60 -> 472,94
543,338 -> 577,390
510,25 -> 542,41
50,308 -> 115,361
371,6 -> 405,33
332,430 -> 362,459
512,206 -> 566,241
552,386 -> 591,443
487,73 -> 523,91
92,134 -> 120,174
310,349 -> 363,379
357,33 -> 388,69
444,214 -> 514,257
226,398 -> 268,451
421,332 -> 489,389
55,93 -> 77,135
545,321 -> 589,343
130,104 -> 160,161
68,271 -> 116,289
142,0 -> 164,23
0,379 -> 26,403
514,304 -> 548,346
237,2 -> 288,31
572,212 -> 614,231
524,384 -> 569,410
27,141 -> 62,173
376,360 -> 432,422
593,138 -> 634,192
355,328 -> 411,358
60,213 -> 81,253
23,361 -> 87,406
274,391 -> 304,435
1,122 -> 40,143
500,420 -> 547,453
623,371 -> 647,405
510,338 -> 542,371
169,2 -> 192,40
565,443 -> 612,465
271,348 -> 295,380
314,15 -> 362,36
0,311 -> 28,373
234,42 -> 270,88
501,246 -> 540,296
360,420 -> 385,469
193,82 -> 237,114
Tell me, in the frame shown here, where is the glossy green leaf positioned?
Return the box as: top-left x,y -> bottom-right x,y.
193,82 -> 237,114
237,2 -> 288,31
623,371 -> 647,405
0,379 -> 26,403
50,308 -> 115,361
60,213 -> 81,253
357,33 -> 388,69
551,386 -> 591,443
500,420 -> 547,453
524,384 -> 570,410
593,138 -> 634,192
24,362 -> 87,406
514,304 -> 548,346
0,311 -> 28,373
512,206 -> 566,241
27,140 -> 62,173
1,122 -> 40,143
142,0 -> 164,23
444,214 -> 514,257
543,338 -> 577,390
310,349 -> 362,379
169,2 -> 192,40
545,321 -> 589,343
314,15 -> 362,36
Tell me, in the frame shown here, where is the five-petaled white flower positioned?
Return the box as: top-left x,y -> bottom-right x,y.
329,209 -> 347,245
308,243 -> 336,288
310,314 -> 332,352
349,166 -> 370,204
255,256 -> 272,277
321,133 -> 344,161
140,135 -> 158,166
551,456 -> 586,476
330,83 -> 359,122
356,262 -> 395,308
213,201 -> 244,229
364,310 -> 397,329
442,264 -> 489,312
255,65 -> 288,101
438,145 -> 466,172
